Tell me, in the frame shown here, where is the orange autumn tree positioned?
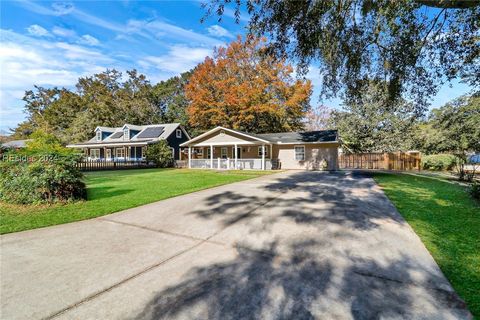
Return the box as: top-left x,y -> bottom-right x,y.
185,36 -> 312,133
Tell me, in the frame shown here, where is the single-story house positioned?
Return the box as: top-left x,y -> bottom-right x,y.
67,123 -> 190,161
180,126 -> 339,170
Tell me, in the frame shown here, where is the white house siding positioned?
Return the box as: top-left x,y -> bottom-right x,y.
273,143 -> 338,170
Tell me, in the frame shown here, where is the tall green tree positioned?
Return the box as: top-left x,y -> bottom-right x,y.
205,0 -> 479,112
12,69 -> 191,143
151,71 -> 194,133
330,81 -> 417,152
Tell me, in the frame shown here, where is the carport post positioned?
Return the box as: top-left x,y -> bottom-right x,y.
188,147 -> 191,168
234,144 -> 238,169
210,145 -> 213,169
261,144 -> 265,170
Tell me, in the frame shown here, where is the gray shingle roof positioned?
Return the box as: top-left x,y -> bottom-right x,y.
256,130 -> 338,143
70,123 -> 186,146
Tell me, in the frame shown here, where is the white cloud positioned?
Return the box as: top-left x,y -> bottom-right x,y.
0,29 -> 117,130
52,26 -> 76,38
26,24 -> 50,37
141,45 -> 211,73
127,19 -> 223,46
207,25 -> 233,38
78,34 -> 100,46
51,2 -> 75,15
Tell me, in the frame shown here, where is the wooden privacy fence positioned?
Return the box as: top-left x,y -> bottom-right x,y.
338,152 -> 421,171
76,160 -> 156,171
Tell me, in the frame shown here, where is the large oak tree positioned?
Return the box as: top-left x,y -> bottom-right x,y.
185,36 -> 312,133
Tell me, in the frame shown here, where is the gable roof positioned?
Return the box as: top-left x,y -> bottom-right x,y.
180,126 -> 271,147
181,126 -> 338,147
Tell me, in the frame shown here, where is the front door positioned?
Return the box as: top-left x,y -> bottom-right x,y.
106,149 -> 112,160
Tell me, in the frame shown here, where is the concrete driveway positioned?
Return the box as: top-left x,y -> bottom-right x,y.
0,171 -> 471,320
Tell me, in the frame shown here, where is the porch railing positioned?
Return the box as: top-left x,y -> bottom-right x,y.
76,159 -> 156,171
189,158 -> 273,170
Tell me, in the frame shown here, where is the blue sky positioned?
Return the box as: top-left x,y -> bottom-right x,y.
0,0 -> 474,133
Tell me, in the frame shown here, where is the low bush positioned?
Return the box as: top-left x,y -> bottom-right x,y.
0,152 -> 86,204
421,154 -> 457,171
470,182 -> 480,200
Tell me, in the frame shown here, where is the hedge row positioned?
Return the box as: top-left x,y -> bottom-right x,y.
421,154 -> 457,171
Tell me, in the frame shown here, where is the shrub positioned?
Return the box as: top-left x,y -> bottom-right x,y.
421,154 -> 457,171
0,152 -> 86,205
145,140 -> 174,168
470,182 -> 480,200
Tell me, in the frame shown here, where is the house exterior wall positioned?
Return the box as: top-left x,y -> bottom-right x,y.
273,143 -> 338,170
166,128 -> 190,160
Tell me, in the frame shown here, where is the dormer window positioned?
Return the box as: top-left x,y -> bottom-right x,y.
96,131 -> 102,141
176,129 -> 182,138
123,128 -> 129,140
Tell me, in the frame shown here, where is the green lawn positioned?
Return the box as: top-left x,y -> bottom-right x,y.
0,169 -> 273,234
373,172 -> 480,318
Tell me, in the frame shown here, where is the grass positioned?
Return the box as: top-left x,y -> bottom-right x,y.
0,168 -> 274,234
373,172 -> 479,318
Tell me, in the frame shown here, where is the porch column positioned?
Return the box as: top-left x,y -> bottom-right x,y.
210,145 -> 214,169
234,144 -> 238,169
188,147 -> 192,168
261,144 -> 265,170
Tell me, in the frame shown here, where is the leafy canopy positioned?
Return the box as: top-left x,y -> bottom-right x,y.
145,140 -> 174,168
185,36 -> 312,133
205,0 -> 479,113
12,70 -> 193,143
329,81 -> 417,152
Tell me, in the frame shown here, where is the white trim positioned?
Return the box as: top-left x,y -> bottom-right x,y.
194,141 -> 260,147
294,145 -> 305,161
123,128 -> 129,141
67,142 -> 149,148
176,129 -> 182,138
277,141 -> 339,145
96,131 -> 102,141
180,126 -> 270,146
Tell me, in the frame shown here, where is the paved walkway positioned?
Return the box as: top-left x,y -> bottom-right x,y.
0,171 -> 471,319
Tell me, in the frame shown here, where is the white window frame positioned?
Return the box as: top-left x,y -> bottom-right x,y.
176,129 -> 182,138
141,147 -> 146,159
294,146 -> 305,161
196,148 -> 203,156
90,148 -> 100,159
96,131 -> 102,141
116,148 -> 126,158
258,146 -> 268,157
123,128 -> 129,141
221,147 -> 228,159
207,147 -> 211,159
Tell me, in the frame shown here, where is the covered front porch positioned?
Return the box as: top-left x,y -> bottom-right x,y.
185,145 -> 274,170
82,144 -> 147,161
180,127 -> 277,170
